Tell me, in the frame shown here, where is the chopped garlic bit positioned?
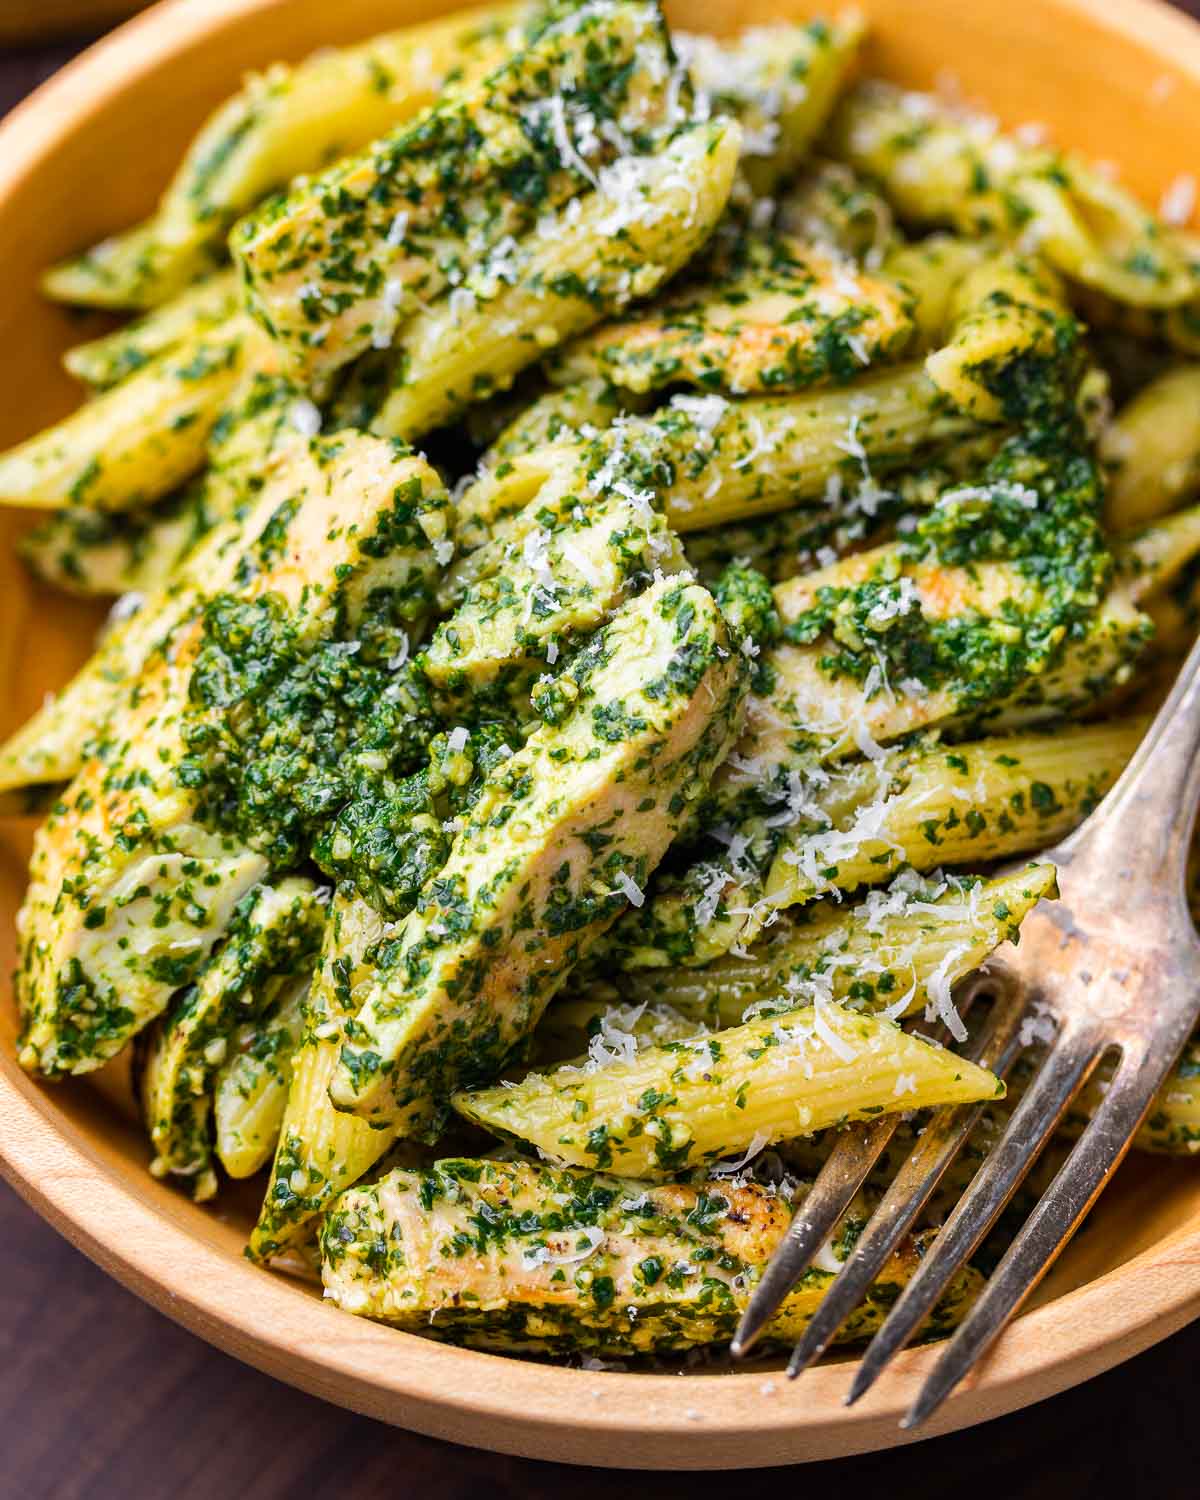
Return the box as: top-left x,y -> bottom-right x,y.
521,1225 -> 605,1270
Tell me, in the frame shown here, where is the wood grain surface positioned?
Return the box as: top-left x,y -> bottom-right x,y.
2,11 -> 1200,1497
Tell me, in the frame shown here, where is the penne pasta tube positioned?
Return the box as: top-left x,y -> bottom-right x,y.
63,271 -> 241,389
140,879 -> 324,1200
20,482 -> 213,599
0,320 -> 258,512
575,862 -> 1056,1025
678,433 -> 1006,583
1003,1036 -> 1200,1158
1101,365 -> 1200,530
1128,1037 -> 1200,1155
366,118 -> 741,439
0,376 -> 300,795
214,974 -> 310,1181
678,15 -> 866,204
249,890 -> 395,1261
1074,264 -> 1200,360
775,158 -> 898,264
457,362 -> 979,541
760,718 -> 1142,923
878,235 -> 990,348
478,379 -> 640,470
1112,502 -> 1200,606
924,253 -> 1077,421
43,3 -> 529,310
827,81 -> 1199,310
454,1001 -> 1003,1178
602,717 -> 1140,969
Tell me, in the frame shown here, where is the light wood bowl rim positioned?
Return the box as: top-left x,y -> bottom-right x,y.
2,0 -> 1200,1467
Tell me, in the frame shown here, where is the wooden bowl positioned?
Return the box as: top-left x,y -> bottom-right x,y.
2,0 -> 1200,1468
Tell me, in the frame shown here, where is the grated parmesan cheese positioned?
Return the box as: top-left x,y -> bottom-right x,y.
613,871 -> 645,908
1160,173 -> 1197,226
385,210 -> 409,248
288,397 -> 322,437
812,997 -> 858,1062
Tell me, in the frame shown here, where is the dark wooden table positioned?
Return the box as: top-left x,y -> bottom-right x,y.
3,17 -> 1200,1499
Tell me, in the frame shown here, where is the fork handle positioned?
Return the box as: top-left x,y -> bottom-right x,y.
1060,630 -> 1200,906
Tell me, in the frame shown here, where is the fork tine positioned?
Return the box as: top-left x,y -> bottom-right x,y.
788,969 -> 1028,1379
846,1024 -> 1102,1407
788,1098 -> 992,1378
903,1040 -> 1169,1427
729,1114 -> 900,1358
733,982 -> 998,1362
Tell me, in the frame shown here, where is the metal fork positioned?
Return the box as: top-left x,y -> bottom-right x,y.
730,632 -> 1200,1426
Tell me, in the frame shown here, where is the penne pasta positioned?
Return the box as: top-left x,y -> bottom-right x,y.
364,118 -> 741,439
0,320 -> 259,512
775,158 -> 898,264
249,890 -> 395,1260
454,1001 -> 1002,1178
1004,1036 -> 1200,1159
20,482 -> 212,599
213,974 -> 310,1181
828,81 -> 1199,309
458,362 -> 979,542
0,375 -> 300,795
140,878 -> 325,1200
1113,502 -> 1200,606
1075,260 -> 1200,359
573,862 -> 1056,1024
678,15 -> 866,205
43,3 -> 530,310
924,252 -> 1077,421
678,433 -> 1005,583
1127,1036 -> 1200,1156
477,379 -> 640,470
601,717 -> 1139,969
1101,365 -> 1200,530
63,271 -> 241,389
759,718 -> 1142,927
234,0 -> 681,386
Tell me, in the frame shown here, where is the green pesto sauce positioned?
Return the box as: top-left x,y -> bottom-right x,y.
712,560 -> 781,694
313,723 -> 515,919
178,592 -> 438,872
